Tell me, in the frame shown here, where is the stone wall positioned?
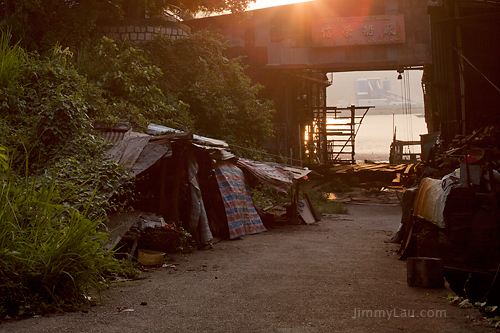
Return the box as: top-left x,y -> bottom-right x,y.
100,22 -> 190,42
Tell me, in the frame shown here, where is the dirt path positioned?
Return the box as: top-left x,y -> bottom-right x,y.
0,203 -> 495,332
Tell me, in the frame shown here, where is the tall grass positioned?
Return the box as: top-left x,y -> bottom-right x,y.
0,28 -> 27,87
0,148 -> 125,317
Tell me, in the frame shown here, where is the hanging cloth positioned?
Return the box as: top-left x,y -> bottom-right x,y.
188,151 -> 213,244
213,161 -> 267,239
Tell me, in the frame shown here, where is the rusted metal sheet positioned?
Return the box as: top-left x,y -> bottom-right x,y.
104,134 -> 151,169
237,158 -> 294,193
104,211 -> 143,250
297,199 -> 317,224
148,123 -> 230,149
129,142 -> 170,177
117,136 -> 151,169
282,166 -> 313,180
97,131 -> 128,142
94,121 -> 131,142
104,130 -> 132,162
311,14 -> 406,47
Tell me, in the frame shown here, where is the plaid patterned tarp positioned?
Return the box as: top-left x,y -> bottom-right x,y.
214,161 -> 266,239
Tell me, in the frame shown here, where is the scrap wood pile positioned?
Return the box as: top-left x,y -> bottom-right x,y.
424,126 -> 500,182
324,162 -> 421,187
395,125 -> 500,302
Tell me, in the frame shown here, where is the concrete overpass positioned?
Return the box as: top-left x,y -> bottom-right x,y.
189,0 -> 500,165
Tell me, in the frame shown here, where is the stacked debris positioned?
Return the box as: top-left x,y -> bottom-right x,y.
396,126 -> 500,302
106,212 -> 183,259
422,126 -> 500,181
97,123 -> 321,264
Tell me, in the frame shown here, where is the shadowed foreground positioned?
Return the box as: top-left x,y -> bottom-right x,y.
0,204 -> 494,332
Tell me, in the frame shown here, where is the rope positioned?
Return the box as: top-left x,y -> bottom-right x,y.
399,70 -> 415,155
454,47 -> 500,94
227,143 -> 301,166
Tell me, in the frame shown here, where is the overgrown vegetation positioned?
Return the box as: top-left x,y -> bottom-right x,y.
307,179 -> 351,214
0,21 -> 276,317
141,32 -> 275,149
75,37 -> 193,132
316,179 -> 352,193
250,183 -> 289,208
0,148 -> 139,317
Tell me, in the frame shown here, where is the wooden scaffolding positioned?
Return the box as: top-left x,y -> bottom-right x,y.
306,105 -> 372,165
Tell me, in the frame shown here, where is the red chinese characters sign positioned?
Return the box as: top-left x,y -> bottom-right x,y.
311,14 -> 405,47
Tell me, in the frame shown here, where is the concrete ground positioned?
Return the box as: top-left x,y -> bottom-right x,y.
0,202 -> 495,333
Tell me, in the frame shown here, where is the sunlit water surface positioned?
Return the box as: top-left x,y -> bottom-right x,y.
354,113 -> 427,163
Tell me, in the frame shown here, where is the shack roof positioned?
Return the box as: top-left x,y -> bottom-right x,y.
97,122 -> 314,190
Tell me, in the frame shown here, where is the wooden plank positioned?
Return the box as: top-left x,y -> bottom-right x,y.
356,164 -> 387,171
403,164 -> 414,174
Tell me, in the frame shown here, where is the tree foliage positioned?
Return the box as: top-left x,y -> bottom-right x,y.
0,26 -> 275,214
0,0 -> 255,52
0,0 -> 123,52
0,2 -> 275,316
129,0 -> 254,17
75,37 -> 193,132
141,31 -> 274,148
0,34 -> 133,217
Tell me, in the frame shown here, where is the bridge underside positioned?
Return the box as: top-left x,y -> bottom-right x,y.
189,0 -> 500,165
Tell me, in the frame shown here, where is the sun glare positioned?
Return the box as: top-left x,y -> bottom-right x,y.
247,0 -> 314,10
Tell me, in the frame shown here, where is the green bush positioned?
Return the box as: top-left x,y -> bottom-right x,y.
0,29 -> 27,87
0,44 -> 102,165
75,37 -> 193,132
250,182 -> 347,214
0,151 -> 131,317
141,32 -> 275,150
250,183 -> 289,208
0,40 -> 135,218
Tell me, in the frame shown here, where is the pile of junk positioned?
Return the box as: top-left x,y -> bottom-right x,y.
96,122 -> 321,265
395,126 -> 500,302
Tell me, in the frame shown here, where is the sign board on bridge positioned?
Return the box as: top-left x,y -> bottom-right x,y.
312,14 -> 406,47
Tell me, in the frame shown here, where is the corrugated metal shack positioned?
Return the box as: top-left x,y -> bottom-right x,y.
95,123 -> 317,258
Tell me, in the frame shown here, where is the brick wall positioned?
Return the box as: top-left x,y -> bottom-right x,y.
100,22 -> 190,42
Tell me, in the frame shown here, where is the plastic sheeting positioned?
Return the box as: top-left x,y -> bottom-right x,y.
188,151 -> 213,244
413,177 -> 447,228
236,158 -> 294,193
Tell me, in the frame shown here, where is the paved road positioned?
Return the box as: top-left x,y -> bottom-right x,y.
0,204 -> 494,332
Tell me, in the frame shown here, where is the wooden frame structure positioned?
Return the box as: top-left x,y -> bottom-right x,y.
303,105 -> 372,165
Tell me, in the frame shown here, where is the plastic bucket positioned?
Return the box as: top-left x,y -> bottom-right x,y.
138,249 -> 165,266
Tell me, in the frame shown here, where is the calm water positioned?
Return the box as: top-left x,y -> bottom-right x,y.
354,113 -> 427,162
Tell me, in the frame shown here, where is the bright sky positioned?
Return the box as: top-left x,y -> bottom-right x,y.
247,0 -> 313,10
